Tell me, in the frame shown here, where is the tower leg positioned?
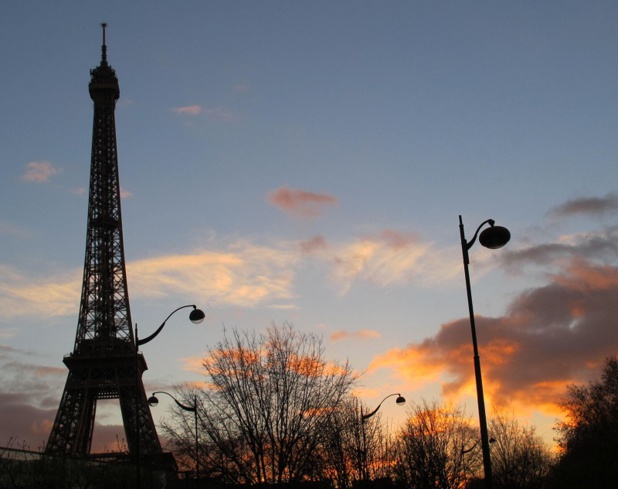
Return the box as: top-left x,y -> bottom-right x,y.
45,354 -> 162,458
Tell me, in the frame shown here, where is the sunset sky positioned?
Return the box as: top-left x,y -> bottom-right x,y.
2,1 -> 618,452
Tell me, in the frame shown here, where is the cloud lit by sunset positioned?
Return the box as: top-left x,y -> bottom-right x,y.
268,186 -> 338,218
20,161 -> 61,183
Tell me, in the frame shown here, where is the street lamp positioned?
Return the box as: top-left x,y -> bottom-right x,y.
149,391 -> 200,489
459,215 -> 510,489
361,393 -> 406,422
136,305 -> 205,347
134,304 -> 205,488
360,393 -> 406,483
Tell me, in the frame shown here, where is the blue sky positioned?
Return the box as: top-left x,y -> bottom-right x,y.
2,1 -> 618,451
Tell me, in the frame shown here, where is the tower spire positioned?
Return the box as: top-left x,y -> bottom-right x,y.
101,23 -> 108,65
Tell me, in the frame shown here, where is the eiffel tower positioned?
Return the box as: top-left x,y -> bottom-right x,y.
45,25 -> 163,459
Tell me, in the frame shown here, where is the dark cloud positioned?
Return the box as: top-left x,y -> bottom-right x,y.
0,393 -> 57,450
300,235 -> 328,254
373,257 -> 618,414
549,194 -> 618,219
501,226 -> 618,269
0,349 -> 65,450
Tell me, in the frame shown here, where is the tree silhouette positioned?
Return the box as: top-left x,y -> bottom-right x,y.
393,400 -> 480,489
551,356 -> 618,488
162,323 -> 356,485
489,409 -> 552,489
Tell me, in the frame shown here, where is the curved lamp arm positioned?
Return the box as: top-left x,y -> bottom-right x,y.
148,391 -> 196,413
461,217 -> 495,252
137,304 -> 205,346
361,393 -> 406,422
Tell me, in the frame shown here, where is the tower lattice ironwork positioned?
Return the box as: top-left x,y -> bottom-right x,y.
45,25 -> 162,459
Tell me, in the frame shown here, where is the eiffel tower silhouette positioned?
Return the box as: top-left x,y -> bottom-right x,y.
45,25 -> 204,461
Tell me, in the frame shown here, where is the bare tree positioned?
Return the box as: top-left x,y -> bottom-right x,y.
361,409 -> 399,484
489,409 -> 553,489
319,396 -> 398,488
319,396 -> 362,488
393,400 -> 480,489
163,323 -> 356,485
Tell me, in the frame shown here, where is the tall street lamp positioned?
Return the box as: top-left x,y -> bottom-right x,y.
135,304 -> 205,488
459,215 -> 510,489
149,391 -> 200,489
360,393 -> 406,483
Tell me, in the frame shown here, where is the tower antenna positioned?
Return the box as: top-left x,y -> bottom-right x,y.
101,23 -> 108,64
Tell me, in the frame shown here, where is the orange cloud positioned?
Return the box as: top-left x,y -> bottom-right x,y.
172,105 -> 240,123
0,265 -> 81,318
369,257 -> 618,420
328,232 -> 454,293
128,246 -> 298,307
21,161 -> 61,183
0,241 -> 300,320
330,329 -> 381,342
268,186 -> 338,218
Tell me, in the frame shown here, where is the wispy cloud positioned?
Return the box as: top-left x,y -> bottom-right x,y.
300,235 -> 328,254
0,241 -> 301,320
70,187 -> 88,196
330,329 -> 381,342
20,161 -> 61,183
268,186 -> 338,218
0,230 -> 463,321
172,105 -> 203,115
233,83 -> 250,93
0,221 -> 34,239
0,265 -> 81,319
127,244 -> 299,307
549,193 -> 618,218
172,105 -> 241,123
204,107 -> 240,123
328,229 -> 456,293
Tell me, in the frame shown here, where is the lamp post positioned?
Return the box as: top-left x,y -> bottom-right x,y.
459,215 -> 510,489
135,304 -> 205,489
360,393 -> 406,483
149,391 -> 200,489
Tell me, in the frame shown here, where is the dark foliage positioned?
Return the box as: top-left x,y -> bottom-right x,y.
550,356 -> 618,488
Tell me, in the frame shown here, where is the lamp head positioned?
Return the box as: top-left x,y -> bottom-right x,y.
395,395 -> 406,406
148,395 -> 159,407
479,225 -> 511,250
189,307 -> 205,324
